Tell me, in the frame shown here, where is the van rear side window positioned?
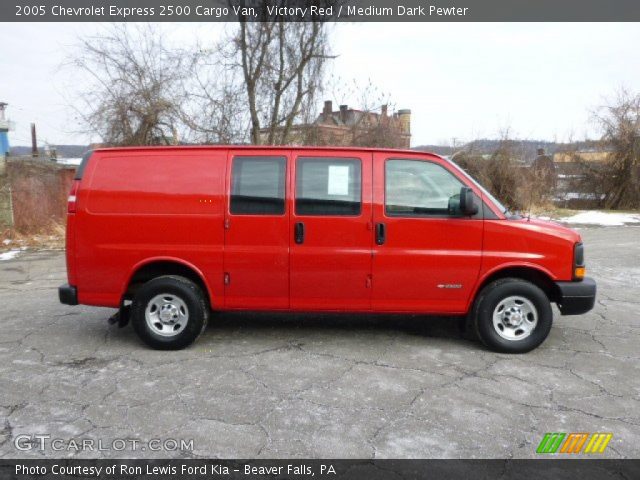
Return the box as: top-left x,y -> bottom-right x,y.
230,156 -> 286,215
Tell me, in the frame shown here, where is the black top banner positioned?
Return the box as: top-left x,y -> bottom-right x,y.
4,0 -> 640,22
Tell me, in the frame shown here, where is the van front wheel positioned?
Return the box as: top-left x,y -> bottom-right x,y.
131,275 -> 208,350
473,278 -> 552,353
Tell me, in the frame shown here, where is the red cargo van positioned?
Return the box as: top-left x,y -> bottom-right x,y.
59,146 -> 595,352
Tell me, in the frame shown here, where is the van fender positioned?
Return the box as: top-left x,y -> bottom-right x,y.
122,256 -> 214,305
466,261 -> 558,312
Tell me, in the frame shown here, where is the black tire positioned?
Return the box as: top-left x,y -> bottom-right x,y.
131,275 -> 208,350
472,278 -> 552,353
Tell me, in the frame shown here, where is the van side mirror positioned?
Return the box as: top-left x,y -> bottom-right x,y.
459,187 -> 479,216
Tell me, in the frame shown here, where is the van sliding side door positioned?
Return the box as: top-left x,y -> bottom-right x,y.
289,151 -> 374,311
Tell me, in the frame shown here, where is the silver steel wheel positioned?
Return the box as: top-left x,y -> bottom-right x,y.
492,295 -> 538,341
145,294 -> 189,337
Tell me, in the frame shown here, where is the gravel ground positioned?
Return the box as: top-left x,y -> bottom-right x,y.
0,226 -> 639,459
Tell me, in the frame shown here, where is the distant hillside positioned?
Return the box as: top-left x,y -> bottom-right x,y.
412,145 -> 457,155
414,139 -> 600,160
10,145 -> 89,158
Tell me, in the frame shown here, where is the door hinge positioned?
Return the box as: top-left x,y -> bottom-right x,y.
366,274 -> 372,289
224,272 -> 230,285
224,218 -> 231,229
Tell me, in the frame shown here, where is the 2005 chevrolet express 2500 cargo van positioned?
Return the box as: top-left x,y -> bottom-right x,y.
59,146 -> 596,353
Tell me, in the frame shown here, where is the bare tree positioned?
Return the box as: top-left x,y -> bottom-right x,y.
590,89 -> 640,209
71,24 -> 192,146
179,45 -> 249,144
229,19 -> 333,144
69,20 -> 334,147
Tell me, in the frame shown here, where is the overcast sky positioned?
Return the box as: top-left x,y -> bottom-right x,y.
1,22 -> 638,149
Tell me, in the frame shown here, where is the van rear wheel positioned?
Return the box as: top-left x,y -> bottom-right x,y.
131,275 -> 208,350
473,278 -> 552,353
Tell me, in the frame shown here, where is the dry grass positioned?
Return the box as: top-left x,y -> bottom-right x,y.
1,223 -> 65,251
6,160 -> 75,235
527,205 -> 579,218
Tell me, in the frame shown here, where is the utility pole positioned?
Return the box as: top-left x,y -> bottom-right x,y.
31,123 -> 38,157
633,134 -> 640,190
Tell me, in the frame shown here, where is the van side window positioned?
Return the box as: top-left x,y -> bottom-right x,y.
295,157 -> 361,216
385,159 -> 463,216
230,156 -> 286,215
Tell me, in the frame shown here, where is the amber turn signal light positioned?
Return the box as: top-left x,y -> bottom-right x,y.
574,266 -> 586,279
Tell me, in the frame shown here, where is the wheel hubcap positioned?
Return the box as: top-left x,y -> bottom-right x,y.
492,295 -> 538,341
145,294 -> 189,337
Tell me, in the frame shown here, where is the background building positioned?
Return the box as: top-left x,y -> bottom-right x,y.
259,100 -> 412,148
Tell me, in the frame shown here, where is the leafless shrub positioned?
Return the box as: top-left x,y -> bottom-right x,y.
557,91 -> 640,209
453,135 -> 552,212
71,24 -> 192,146
554,148 -> 609,208
581,89 -> 640,209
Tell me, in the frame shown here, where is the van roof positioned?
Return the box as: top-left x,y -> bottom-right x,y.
92,145 -> 437,156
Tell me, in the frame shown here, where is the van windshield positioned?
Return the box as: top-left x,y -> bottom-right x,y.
444,157 -> 509,215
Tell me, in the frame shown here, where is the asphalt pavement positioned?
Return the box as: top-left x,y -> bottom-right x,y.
0,226 -> 638,459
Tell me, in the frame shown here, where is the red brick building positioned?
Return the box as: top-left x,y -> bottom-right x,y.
259,100 -> 412,148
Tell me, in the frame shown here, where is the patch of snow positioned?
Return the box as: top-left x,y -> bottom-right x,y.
2,239 -> 11,245
560,211 -> 640,226
557,174 -> 582,179
557,192 -> 606,200
0,249 -> 24,261
57,157 -> 82,166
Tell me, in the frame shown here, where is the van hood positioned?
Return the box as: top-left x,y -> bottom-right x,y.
508,216 -> 582,243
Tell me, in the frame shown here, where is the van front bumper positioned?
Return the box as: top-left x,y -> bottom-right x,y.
59,283 -> 78,306
555,277 -> 596,315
